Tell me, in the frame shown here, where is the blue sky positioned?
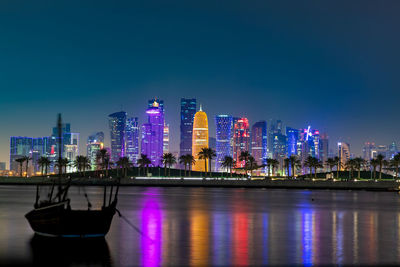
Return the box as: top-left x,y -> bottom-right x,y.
1,0 -> 399,165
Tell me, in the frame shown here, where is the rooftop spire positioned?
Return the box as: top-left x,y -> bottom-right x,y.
199,104 -> 203,112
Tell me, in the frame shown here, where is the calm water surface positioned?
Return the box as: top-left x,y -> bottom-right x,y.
1,185 -> 400,266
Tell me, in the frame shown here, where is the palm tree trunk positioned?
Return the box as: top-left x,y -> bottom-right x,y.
164,166 -> 167,177
379,164 -> 382,179
358,169 -> 361,179
168,166 -> 171,177
230,166 -> 232,178
204,159 -> 207,178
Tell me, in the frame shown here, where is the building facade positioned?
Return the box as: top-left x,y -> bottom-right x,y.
233,117 -> 250,168
141,100 -> 164,166
251,121 -> 268,172
192,106 -> 209,172
108,111 -> 127,163
215,115 -> 233,172
126,117 -> 140,165
338,142 -> 351,170
87,132 -> 104,170
180,98 -> 197,157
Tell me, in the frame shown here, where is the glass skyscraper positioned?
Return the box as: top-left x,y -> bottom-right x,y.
233,117 -> 250,168
180,98 -> 197,157
286,127 -> 299,157
251,121 -> 268,172
108,111 -> 127,163
141,100 -> 164,166
87,132 -> 104,171
126,117 -> 140,165
192,106 -> 209,172
215,115 -> 233,172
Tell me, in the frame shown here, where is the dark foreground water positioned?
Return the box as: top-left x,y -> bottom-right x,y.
1,186 -> 400,266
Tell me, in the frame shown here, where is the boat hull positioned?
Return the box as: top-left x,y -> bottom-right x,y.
25,202 -> 116,238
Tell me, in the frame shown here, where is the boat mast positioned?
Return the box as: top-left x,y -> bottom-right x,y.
57,113 -> 62,202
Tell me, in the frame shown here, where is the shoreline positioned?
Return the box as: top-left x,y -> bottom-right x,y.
0,177 -> 398,191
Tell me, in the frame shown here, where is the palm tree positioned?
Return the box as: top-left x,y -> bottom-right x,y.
37,156 -> 48,176
376,154 -> 385,180
284,158 -> 290,178
15,157 -> 26,177
116,157 -> 130,177
353,157 -> 365,179
56,158 -> 69,177
345,159 -> 356,180
162,153 -> 177,177
198,148 -> 210,178
246,156 -> 257,178
304,156 -> 314,178
239,151 -> 251,175
390,153 -> 400,179
266,158 -> 278,178
97,149 -> 109,177
137,154 -> 151,177
326,157 -> 338,175
221,156 -> 234,178
22,156 -> 31,177
74,156 -> 84,176
179,155 -> 188,176
334,156 -> 341,179
270,159 -> 279,177
80,156 -> 91,177
289,155 -> 301,178
370,158 -> 379,179
185,154 -> 196,177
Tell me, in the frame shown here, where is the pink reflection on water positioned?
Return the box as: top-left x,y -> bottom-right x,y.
141,191 -> 162,267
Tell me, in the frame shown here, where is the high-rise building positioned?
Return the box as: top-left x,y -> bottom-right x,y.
215,115 -> 233,172
108,111 -> 127,163
362,142 -> 375,162
87,132 -> 104,171
251,121 -> 268,172
180,98 -> 197,157
65,133 -> 79,172
192,106 -> 209,172
10,137 -> 33,173
10,136 -> 51,175
126,117 -> 140,165
319,133 -> 329,169
338,142 -> 350,170
141,100 -> 164,166
233,117 -> 250,168
163,123 -> 170,154
0,162 -> 5,171
286,127 -> 299,157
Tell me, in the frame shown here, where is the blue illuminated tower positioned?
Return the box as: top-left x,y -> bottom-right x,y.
108,111 -> 127,163
180,98 -> 197,156
215,115 -> 233,171
286,127 -> 299,157
251,121 -> 268,171
126,117 -> 140,165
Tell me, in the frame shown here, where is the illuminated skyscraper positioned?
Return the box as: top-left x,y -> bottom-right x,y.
251,121 -> 268,171
319,133 -> 329,168
141,100 -> 164,166
163,123 -> 170,154
180,98 -> 197,156
65,133 -> 79,172
233,118 -> 250,168
192,106 -> 209,172
286,127 -> 299,157
87,132 -> 104,170
338,142 -> 350,170
215,115 -> 233,172
126,117 -> 140,165
108,111 -> 127,163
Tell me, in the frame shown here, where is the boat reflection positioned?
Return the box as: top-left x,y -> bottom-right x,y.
30,235 -> 112,266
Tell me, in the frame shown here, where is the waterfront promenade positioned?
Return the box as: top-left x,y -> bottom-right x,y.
1,176 -> 399,191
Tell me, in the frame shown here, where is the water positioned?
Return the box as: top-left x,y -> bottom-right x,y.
1,185 -> 400,266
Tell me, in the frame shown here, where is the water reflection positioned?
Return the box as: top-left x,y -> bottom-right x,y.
141,189 -> 162,267
2,187 -> 400,265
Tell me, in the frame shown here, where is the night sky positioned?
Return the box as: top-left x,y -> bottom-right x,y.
1,0 -> 400,166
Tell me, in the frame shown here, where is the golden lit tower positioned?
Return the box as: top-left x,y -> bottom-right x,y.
192,105 -> 209,172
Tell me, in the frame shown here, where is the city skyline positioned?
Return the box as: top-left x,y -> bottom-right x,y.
1,1 -> 400,166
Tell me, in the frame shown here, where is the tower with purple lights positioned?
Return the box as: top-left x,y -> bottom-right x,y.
141,99 -> 164,166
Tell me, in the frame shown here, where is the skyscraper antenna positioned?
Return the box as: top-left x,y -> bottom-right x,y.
199,104 -> 203,111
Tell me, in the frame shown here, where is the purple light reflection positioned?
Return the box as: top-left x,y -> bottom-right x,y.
141,193 -> 162,267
